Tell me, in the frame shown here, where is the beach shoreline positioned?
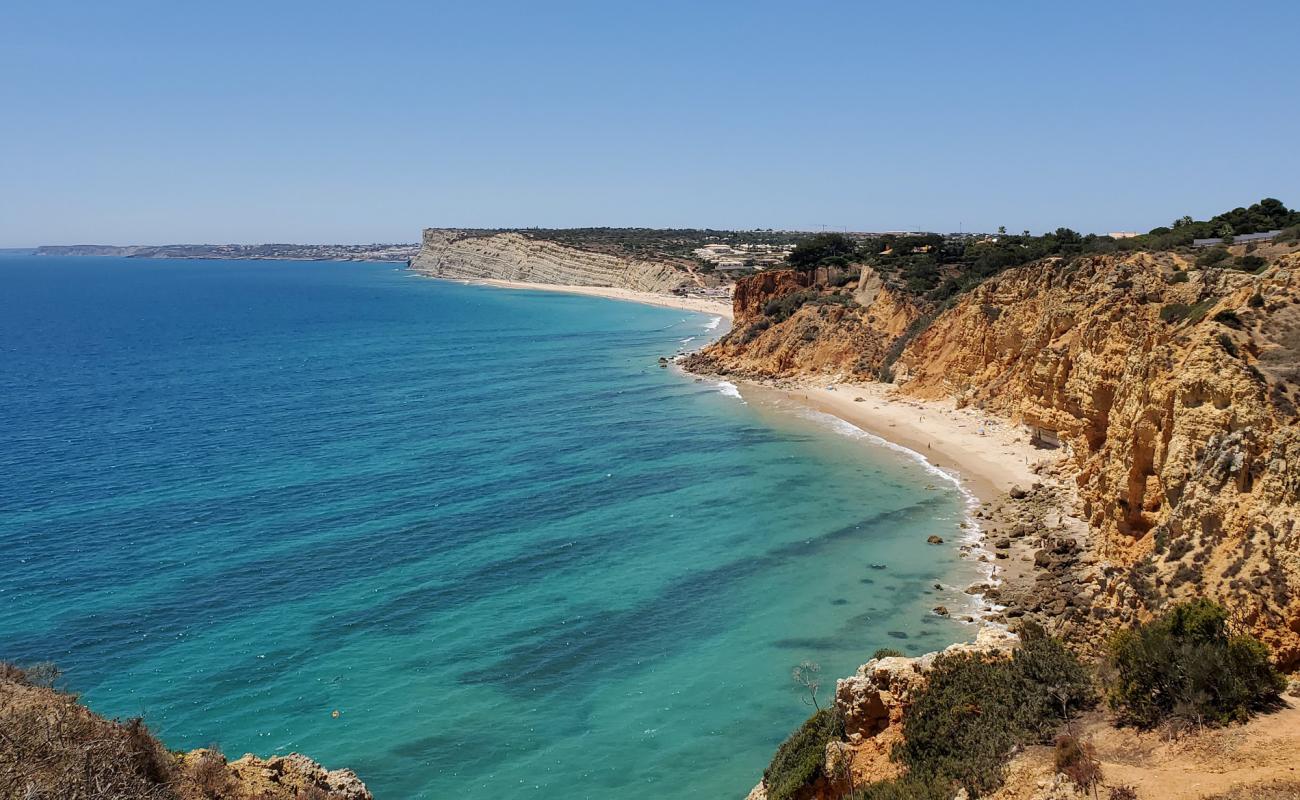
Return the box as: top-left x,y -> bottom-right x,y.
424,269 -> 1074,621
461,277 -> 735,319
697,375 -> 1081,627
735,380 -> 1054,507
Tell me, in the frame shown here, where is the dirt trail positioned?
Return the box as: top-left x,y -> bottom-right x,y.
993,698 -> 1300,799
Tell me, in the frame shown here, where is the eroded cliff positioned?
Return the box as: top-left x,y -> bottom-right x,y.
683,266 -> 921,379
896,250 -> 1300,666
692,246 -> 1300,666
409,228 -> 691,293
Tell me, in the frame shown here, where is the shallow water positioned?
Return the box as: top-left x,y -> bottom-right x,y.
0,257 -> 980,798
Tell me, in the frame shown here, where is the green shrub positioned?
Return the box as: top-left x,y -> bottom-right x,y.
896,633 -> 1093,798
764,708 -> 845,800
897,652 -> 1021,797
1161,298 -> 1217,325
1106,599 -> 1285,729
1218,333 -> 1239,358
1196,247 -> 1230,268
871,647 -> 905,660
735,318 -> 772,344
1249,293 -> 1265,308
764,290 -> 816,321
1233,255 -> 1268,273
1170,271 -> 1190,283
1011,630 -> 1098,741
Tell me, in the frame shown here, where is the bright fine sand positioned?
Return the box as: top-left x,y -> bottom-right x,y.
748,381 -> 1055,504
469,278 -> 734,318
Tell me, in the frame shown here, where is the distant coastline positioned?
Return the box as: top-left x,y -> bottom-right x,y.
33,243 -> 418,262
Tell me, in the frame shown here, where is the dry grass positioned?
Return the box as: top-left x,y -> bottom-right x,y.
1,661 -> 365,800
0,663 -> 177,800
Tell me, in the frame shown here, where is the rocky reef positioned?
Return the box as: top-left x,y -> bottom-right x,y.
409,228 -> 691,293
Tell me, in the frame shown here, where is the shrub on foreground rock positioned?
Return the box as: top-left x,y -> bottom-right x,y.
1105,598 -> 1285,729
764,707 -> 845,800
895,631 -> 1095,798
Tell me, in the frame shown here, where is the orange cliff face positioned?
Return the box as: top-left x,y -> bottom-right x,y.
684,266 -> 922,381
687,250 -> 1300,667
894,251 -> 1300,666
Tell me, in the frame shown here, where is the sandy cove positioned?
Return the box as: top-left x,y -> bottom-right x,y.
433,269 -> 1079,614
713,377 -> 1089,625
732,379 -> 1059,506
468,278 -> 734,319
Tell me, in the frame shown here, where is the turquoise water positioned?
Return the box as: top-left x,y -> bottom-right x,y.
0,257 -> 979,798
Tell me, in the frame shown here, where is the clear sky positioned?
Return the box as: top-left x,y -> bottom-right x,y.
3,0 -> 1298,246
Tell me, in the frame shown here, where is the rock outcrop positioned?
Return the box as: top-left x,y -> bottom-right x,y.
409,228 -> 689,293
178,750 -> 372,800
744,628 -> 1018,799
684,266 -> 921,380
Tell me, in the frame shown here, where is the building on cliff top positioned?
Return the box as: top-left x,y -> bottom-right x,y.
1193,229 -> 1282,247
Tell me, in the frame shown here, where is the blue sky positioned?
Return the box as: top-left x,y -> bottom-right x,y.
2,0 -> 1298,245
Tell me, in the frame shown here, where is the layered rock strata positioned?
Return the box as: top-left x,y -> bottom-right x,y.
409,229 -> 688,293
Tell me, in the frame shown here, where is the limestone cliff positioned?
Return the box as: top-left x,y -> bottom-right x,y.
895,250 -> 1300,666
409,228 -> 691,293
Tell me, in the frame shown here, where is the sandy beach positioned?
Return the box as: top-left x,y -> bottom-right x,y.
447,271 -> 1057,516
735,380 -> 1058,506
469,278 -> 734,319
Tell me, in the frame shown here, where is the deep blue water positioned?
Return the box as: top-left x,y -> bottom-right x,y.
0,257 -> 979,798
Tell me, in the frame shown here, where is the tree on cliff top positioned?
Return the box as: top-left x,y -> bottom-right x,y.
787,233 -> 858,271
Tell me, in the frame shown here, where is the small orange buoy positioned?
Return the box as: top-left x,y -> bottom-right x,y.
331,710 -> 340,719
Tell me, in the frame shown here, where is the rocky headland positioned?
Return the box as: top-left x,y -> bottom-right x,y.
408,228 -> 696,292
689,245 -> 1300,667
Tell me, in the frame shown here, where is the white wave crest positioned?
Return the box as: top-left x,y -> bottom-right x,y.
715,381 -> 744,402
799,409 -> 998,621
704,316 -> 721,330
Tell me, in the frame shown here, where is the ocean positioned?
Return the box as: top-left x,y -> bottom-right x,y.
0,256 -> 980,798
